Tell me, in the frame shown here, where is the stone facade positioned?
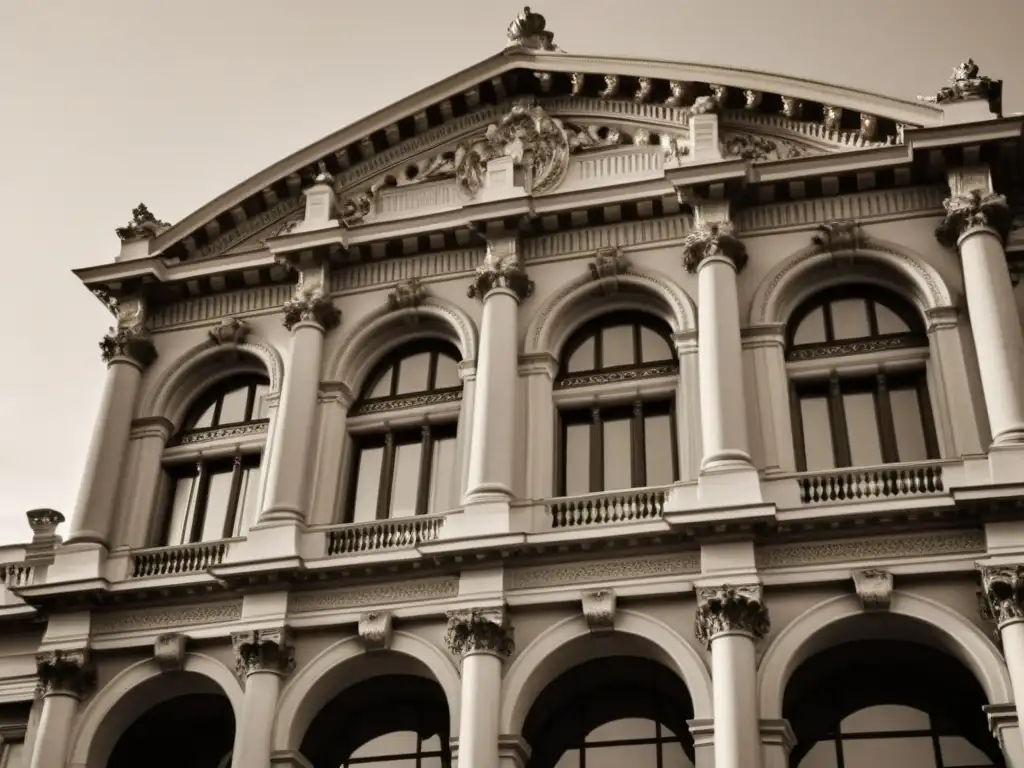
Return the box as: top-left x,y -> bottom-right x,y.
1,15 -> 1023,768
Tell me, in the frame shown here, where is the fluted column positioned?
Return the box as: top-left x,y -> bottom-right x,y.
260,259 -> 340,524
695,584 -> 770,768
67,297 -> 156,547
446,608 -> 514,768
937,170 -> 1024,447
230,628 -> 295,768
979,565 -> 1024,753
28,650 -> 94,768
464,237 -> 533,504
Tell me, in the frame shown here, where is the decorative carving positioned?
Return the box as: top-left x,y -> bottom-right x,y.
859,114 -> 877,141
505,6 -> 557,51
154,633 -> 188,672
598,75 -> 619,100
935,190 -> 1013,249
634,77 -> 652,103
26,508 -> 64,539
588,247 -> 628,280
660,134 -> 689,164
722,133 -> 808,162
570,72 -> 585,96
282,265 -> 341,331
581,589 -> 616,632
633,128 -> 651,146
781,96 -> 802,120
508,553 -> 701,591
920,59 -> 1002,115
445,608 -> 514,656
313,160 -> 334,186
743,89 -> 762,110
681,220 -> 748,273
289,577 -> 459,613
690,95 -> 718,116
468,239 -> 533,300
823,105 -> 843,132
386,278 -> 427,311
35,649 -> 95,698
358,611 -> 393,651
812,219 -> 868,253
208,317 -> 250,345
664,80 -> 687,107
709,85 -> 728,108
852,569 -> 893,611
99,296 -> 156,367
694,584 -> 770,648
340,189 -> 374,226
565,124 -> 622,152
176,420 -> 268,446
231,627 -> 295,680
115,203 -> 169,241
979,565 -> 1024,628
454,98 -> 570,198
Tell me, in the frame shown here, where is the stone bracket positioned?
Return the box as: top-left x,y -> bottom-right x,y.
581,589 -> 616,633
154,633 -> 188,672
358,611 -> 393,651
852,569 -> 894,611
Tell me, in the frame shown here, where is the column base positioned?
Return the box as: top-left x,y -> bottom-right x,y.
258,505 -> 305,524
989,443 -> 1024,485
223,521 -> 304,570
993,427 -> 1024,447
463,482 -> 514,504
697,459 -> 762,508
760,718 -> 796,768
45,542 -> 108,586
687,718 -> 715,768
439,499 -> 520,542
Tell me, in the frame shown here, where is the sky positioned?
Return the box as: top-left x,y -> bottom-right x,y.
0,0 -> 1021,546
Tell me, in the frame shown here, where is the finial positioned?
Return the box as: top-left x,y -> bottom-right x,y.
919,58 -> 1002,116
115,203 -> 170,242
506,6 -> 558,51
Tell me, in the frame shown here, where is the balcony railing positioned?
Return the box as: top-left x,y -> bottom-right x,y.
794,462 -> 946,505
129,540 -> 231,578
0,563 -> 32,588
546,487 -> 668,529
325,514 -> 446,556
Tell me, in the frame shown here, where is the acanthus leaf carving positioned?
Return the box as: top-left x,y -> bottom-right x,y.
721,132 -> 810,162
35,649 -> 95,698
282,263 -> 341,331
231,627 -> 295,682
681,221 -> 748,273
468,239 -> 533,300
852,569 -> 893,611
979,565 -> 1024,628
936,190 -> 1013,249
99,295 -> 156,368
445,607 -> 514,656
694,584 -> 770,648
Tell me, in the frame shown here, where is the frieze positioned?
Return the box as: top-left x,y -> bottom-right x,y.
288,577 -> 459,613
198,198 -> 302,260
721,132 -> 814,162
176,420 -> 269,446
786,336 -> 917,362
91,601 -> 243,635
555,364 -> 676,390
508,552 -> 700,591
351,389 -> 462,416
755,530 -> 985,569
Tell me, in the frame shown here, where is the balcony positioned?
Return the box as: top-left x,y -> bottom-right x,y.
128,539 -> 233,578
794,462 -> 946,504
323,514 -> 446,556
545,487 -> 668,529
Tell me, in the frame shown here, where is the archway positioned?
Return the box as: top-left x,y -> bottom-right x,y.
107,692 -> 234,768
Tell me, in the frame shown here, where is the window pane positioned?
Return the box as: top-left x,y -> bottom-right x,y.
434,354 -> 461,389
586,744 -> 658,768
253,383 -> 270,419
800,396 -> 836,471
587,718 -> 656,742
218,386 -> 249,426
939,736 -> 993,766
429,436 -> 457,515
165,474 -> 197,545
639,326 -> 673,363
390,441 -> 423,517
890,386 -> 928,462
844,391 -> 883,466
191,402 -> 216,430
352,447 -> 384,524
200,468 -> 235,541
830,299 -> 872,340
602,325 -> 636,368
793,306 -> 827,345
367,367 -> 393,399
565,423 -> 591,495
420,734 -> 442,752
840,736 -> 936,768
602,417 -> 632,491
875,303 -> 911,335
235,463 -> 262,536
554,751 -> 581,768
841,705 -> 931,734
351,731 -> 419,758
661,741 -> 694,768
799,741 -> 840,768
644,414 -> 674,486
396,353 -> 431,394
567,336 -> 596,373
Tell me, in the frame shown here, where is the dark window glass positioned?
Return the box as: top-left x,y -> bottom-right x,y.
557,312 -> 676,387
161,454 -> 262,545
179,374 -> 270,434
358,341 -> 463,408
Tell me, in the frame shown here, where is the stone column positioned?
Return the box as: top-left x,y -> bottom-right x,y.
463,237 -> 533,505
455,361 -> 479,503
695,584 -> 770,768
67,297 -> 156,547
28,650 -> 94,768
446,608 -> 514,768
122,417 -> 174,548
936,170 -> 1024,447
230,628 -> 295,768
520,354 -> 557,499
673,333 -> 703,481
743,326 -> 796,473
979,566 -> 1024,753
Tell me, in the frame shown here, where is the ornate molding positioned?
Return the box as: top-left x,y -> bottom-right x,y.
35,649 -> 95,698
812,219 -> 868,253
979,565 -> 1024,628
581,589 -> 616,633
555,363 -> 675,390
358,611 -> 393,651
115,203 -> 169,242
232,627 -> 295,681
505,6 -> 558,51
508,553 -> 700,590
282,263 -> 341,331
757,530 -> 985,569
175,419 -> 268,447
92,601 -> 242,635
588,246 -> 628,280
288,577 -> 459,613
468,238 -> 534,300
694,584 -> 770,647
936,190 -> 1013,249
445,607 -> 514,656
681,220 -> 748,273
919,59 -> 1002,115
99,295 -> 157,368
852,569 -> 893,611
386,278 -> 427,311
208,317 -> 250,345
154,633 -> 187,672
351,389 -> 461,416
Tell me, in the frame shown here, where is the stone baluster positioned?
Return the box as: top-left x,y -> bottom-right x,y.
979,565 -> 1024,760
695,584 -> 770,768
937,168 -> 1024,449
28,650 -> 95,768
446,608 -> 514,768
230,628 -> 295,768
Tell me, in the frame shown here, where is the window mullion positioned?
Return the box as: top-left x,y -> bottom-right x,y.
223,454 -> 245,539
590,406 -> 604,493
790,383 -> 809,472
416,425 -> 433,516
828,374 -> 852,467
189,461 -> 211,543
668,397 -> 680,483
875,373 -> 899,463
377,432 -> 397,520
631,400 -> 646,487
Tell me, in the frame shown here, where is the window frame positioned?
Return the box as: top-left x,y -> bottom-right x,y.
354,339 -> 463,416
556,311 -> 678,390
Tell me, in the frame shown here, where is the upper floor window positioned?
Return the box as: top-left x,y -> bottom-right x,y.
160,374 -> 270,546
347,341 -> 463,522
556,313 -> 679,496
786,287 -> 938,472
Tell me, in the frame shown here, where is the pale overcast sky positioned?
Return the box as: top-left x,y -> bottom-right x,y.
0,0 -> 1021,545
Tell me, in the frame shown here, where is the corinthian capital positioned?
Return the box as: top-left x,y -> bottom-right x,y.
681,220 -> 748,274
35,649 -> 95,698
98,295 -> 156,368
281,261 -> 341,331
468,238 -> 534,301
694,584 -> 770,648
979,565 -> 1024,628
936,190 -> 1013,249
231,627 -> 295,681
445,607 -> 514,656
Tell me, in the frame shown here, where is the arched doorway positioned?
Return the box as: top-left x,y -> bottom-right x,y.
786,639 -> 1002,767
523,656 -> 696,768
106,692 -> 234,768
300,674 -> 451,767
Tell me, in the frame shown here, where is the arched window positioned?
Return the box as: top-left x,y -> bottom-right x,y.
555,312 -> 679,496
159,373 -> 270,545
346,341 -> 462,522
786,286 -> 939,472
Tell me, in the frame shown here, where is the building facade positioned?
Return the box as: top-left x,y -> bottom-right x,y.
1,9 -> 1024,768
